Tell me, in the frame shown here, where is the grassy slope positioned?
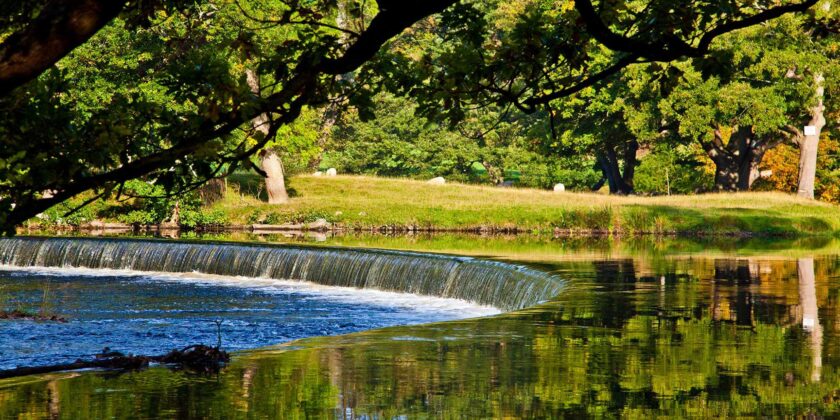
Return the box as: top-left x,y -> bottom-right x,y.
213,174 -> 840,236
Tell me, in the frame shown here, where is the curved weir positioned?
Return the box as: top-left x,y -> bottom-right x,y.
0,237 -> 563,311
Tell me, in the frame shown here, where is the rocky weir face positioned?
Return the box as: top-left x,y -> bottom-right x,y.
0,237 -> 564,370
0,237 -> 564,312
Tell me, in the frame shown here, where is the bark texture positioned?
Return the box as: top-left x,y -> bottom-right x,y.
0,0 -> 125,96
198,178 -> 225,206
246,68 -> 288,204
797,73 -> 825,199
260,148 -> 288,204
595,139 -> 638,195
703,127 -> 777,191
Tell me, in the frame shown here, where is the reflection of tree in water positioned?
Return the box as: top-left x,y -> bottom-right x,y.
1,256 -> 839,417
798,258 -> 822,382
591,259 -> 639,328
712,259 -> 757,327
708,258 -> 809,328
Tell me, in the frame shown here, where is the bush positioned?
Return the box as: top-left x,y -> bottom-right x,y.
36,195 -> 106,227
180,209 -> 228,228
634,148 -> 710,194
117,210 -> 157,225
112,180 -> 229,228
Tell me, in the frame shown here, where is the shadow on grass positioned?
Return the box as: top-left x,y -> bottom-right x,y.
622,204 -> 835,236
227,172 -> 266,201
227,171 -> 300,202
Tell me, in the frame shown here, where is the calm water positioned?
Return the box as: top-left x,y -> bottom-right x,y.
1,234 -> 840,418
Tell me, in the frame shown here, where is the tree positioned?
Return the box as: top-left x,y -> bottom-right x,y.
0,0 -> 821,233
382,0 -> 820,193
247,68 -> 287,204
796,73 -> 825,199
793,2 -> 839,198
0,0 -> 462,233
546,62 -> 670,194
325,93 -> 588,188
398,0 -> 819,119
0,0 -> 127,96
661,11 -> 836,191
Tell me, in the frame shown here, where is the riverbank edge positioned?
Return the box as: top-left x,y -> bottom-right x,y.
21,220 -> 839,238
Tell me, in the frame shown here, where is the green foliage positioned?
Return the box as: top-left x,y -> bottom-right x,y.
634,147 -> 712,195
0,0 -> 370,230
35,195 -> 108,227
327,93 -> 600,190
3,0 -> 840,232
179,208 -> 227,229
327,93 -> 475,179
111,180 -> 228,228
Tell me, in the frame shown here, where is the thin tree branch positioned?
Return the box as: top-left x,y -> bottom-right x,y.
574,0 -> 819,61
525,54 -> 640,106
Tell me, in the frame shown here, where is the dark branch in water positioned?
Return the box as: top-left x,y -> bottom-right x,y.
0,344 -> 230,380
0,310 -> 67,322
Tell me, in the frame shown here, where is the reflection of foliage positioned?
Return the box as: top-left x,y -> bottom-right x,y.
1,256 -> 840,417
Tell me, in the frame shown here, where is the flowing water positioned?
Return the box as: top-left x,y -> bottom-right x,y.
0,237 -> 559,370
1,234 -> 840,418
0,237 -> 561,311
0,266 -> 499,370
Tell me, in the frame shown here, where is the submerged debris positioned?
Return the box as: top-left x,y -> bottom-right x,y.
155,344 -> 231,373
0,345 -> 230,380
0,310 -> 67,323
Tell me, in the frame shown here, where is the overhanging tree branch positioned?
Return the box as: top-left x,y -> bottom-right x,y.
574,0 -> 819,61
2,1 -> 461,231
696,0 -> 821,53
525,53 -> 641,106
319,1 -> 458,75
0,0 -> 125,96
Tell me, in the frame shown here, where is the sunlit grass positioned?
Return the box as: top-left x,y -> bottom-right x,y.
210,174 -> 840,236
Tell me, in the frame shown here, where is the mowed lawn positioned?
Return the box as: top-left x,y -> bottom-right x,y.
213,174 -> 840,236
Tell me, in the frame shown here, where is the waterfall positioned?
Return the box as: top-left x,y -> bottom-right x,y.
0,237 -> 564,311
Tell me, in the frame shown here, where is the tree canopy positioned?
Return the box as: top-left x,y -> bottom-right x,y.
0,0 -> 825,233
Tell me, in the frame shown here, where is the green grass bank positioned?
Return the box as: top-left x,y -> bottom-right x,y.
209,174 -> 840,237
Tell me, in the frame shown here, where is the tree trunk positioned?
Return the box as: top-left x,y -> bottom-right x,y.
708,127 -> 767,192
713,158 -> 742,192
713,152 -> 765,191
197,178 -> 225,206
260,148 -> 288,204
621,139 -> 639,192
482,160 -> 504,184
596,140 -> 636,195
597,153 -> 620,194
246,68 -> 288,204
797,73 -> 825,199
168,201 -> 180,226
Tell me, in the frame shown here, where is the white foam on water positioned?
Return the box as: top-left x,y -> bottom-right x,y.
0,264 -> 501,319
